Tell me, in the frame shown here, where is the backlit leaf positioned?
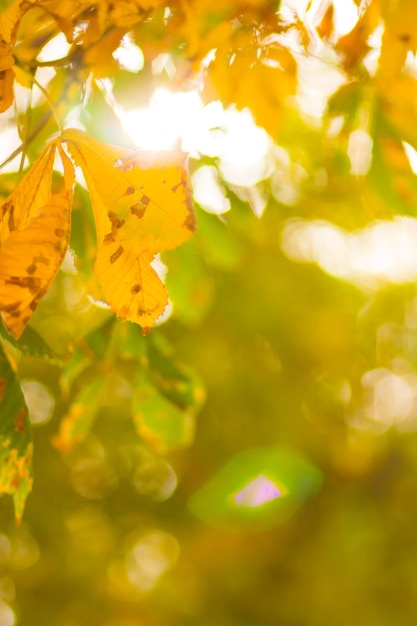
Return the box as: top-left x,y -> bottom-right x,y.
0,41 -> 14,112
0,142 -> 74,339
0,342 -> 32,524
205,31 -> 296,137
148,334 -> 206,410
132,372 -> 195,453
53,375 -> 107,453
0,321 -> 61,361
0,0 -> 21,42
62,128 -> 195,334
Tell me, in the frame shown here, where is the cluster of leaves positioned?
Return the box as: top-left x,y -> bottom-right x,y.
1,0 -> 417,622
0,127 -> 195,520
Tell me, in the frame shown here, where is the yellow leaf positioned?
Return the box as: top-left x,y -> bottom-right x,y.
0,64 -> 13,111
206,33 -> 296,137
0,39 -> 14,111
0,142 -> 74,339
62,129 -> 196,334
0,0 -> 21,42
379,0 -> 417,76
84,28 -> 126,78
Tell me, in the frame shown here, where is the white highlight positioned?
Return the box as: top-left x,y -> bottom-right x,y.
113,35 -> 144,72
233,474 -> 286,508
281,217 -> 417,289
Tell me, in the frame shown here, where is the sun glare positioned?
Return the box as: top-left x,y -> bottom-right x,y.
116,88 -> 204,151
232,474 -> 287,508
115,87 -> 271,189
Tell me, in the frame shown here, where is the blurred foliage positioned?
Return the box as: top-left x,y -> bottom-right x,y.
1,0 -> 417,624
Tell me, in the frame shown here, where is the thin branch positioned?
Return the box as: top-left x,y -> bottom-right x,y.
31,74 -> 63,133
0,109 -> 53,171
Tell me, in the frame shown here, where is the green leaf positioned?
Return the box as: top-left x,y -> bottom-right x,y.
327,81 -> 362,126
132,372 -> 195,453
60,318 -> 115,392
195,206 -> 243,270
114,320 -> 148,363
188,446 -> 323,532
148,334 -> 206,410
69,183 -> 97,283
0,322 -> 62,361
53,375 -> 107,453
165,242 -> 215,325
0,343 -> 33,525
369,110 -> 417,216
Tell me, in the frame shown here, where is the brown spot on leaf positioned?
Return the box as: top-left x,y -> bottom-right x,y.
27,253 -> 50,275
103,233 -> 115,245
183,212 -> 196,232
398,33 -> 411,43
11,472 -> 21,489
54,228 -> 66,237
108,211 -> 125,229
1,200 -> 11,217
125,186 -> 135,195
1,301 -> 21,312
35,254 -> 50,266
14,408 -> 26,434
110,245 -> 124,264
130,284 -> 141,294
8,205 -> 15,231
6,276 -> 41,293
130,194 -> 150,219
0,379 -> 6,402
130,205 -> 146,219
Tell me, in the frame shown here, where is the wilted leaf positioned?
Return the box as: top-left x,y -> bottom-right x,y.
62,128 -> 195,334
0,342 -> 32,524
0,141 -> 74,339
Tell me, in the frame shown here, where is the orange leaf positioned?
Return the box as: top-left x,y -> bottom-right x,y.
0,142 -> 74,339
62,129 -> 195,334
0,0 -> 21,43
0,39 -> 14,112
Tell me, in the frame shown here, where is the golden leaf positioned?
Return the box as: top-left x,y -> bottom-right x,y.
379,0 -> 417,77
62,129 -> 195,334
205,31 -> 296,137
0,39 -> 14,112
0,0 -> 21,43
0,142 -> 74,339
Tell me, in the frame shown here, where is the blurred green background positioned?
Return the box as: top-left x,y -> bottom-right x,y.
2,0 -> 417,624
